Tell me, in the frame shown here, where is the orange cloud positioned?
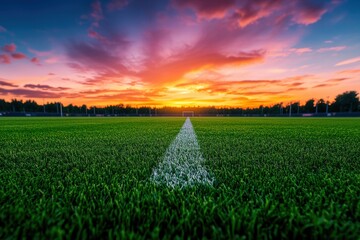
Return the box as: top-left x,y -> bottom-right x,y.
139,50 -> 264,85
337,69 -> 360,75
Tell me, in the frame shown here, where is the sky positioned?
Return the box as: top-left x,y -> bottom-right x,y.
0,0 -> 359,107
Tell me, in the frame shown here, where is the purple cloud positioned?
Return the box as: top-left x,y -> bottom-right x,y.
0,87 -> 64,98
24,84 -> 70,91
0,79 -> 18,87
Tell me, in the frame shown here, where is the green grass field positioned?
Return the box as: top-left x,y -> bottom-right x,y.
1,117 -> 359,239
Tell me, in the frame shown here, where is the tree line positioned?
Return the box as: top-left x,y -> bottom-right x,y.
0,90 -> 358,115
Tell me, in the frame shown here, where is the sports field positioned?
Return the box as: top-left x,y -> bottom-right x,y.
1,117 -> 359,239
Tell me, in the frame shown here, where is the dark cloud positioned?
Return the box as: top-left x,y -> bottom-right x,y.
0,79 -> 18,87
326,77 -> 349,82
289,82 -> 304,87
66,40 -> 131,78
82,88 -> 164,103
174,0 -> 330,27
11,53 -> 27,59
288,87 -> 307,91
0,87 -> 64,99
24,84 -> 70,91
314,83 -> 333,88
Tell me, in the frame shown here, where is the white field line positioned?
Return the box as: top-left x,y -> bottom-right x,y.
151,117 -> 214,188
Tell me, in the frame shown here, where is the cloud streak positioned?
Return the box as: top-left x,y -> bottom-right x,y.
335,56 -> 360,66
24,84 -> 70,91
317,45 -> 346,53
0,79 -> 18,87
0,87 -> 64,99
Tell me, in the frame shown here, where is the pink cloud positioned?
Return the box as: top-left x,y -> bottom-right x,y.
337,69 -> 360,75
292,4 -> 327,25
44,57 -> 59,64
173,0 -> 236,19
28,48 -> 52,57
232,1 -> 282,28
335,56 -> 360,66
2,43 -> 16,53
90,0 -> 103,26
11,53 -> 27,59
290,48 -> 312,54
31,57 -> 40,64
0,54 -> 11,64
67,63 -> 91,73
317,45 -> 346,53
88,29 -> 108,43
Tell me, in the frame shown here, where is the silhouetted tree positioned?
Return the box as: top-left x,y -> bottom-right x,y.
0,89 -> 359,115
304,99 -> 315,113
316,99 -> 327,113
0,99 -> 11,111
11,99 -> 24,112
334,91 -> 359,112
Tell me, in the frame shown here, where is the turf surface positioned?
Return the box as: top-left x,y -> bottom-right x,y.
0,117 -> 359,239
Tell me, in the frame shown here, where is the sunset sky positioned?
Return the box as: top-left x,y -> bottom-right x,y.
0,0 -> 359,107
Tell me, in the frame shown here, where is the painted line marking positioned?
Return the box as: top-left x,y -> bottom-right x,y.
151,117 -> 214,188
